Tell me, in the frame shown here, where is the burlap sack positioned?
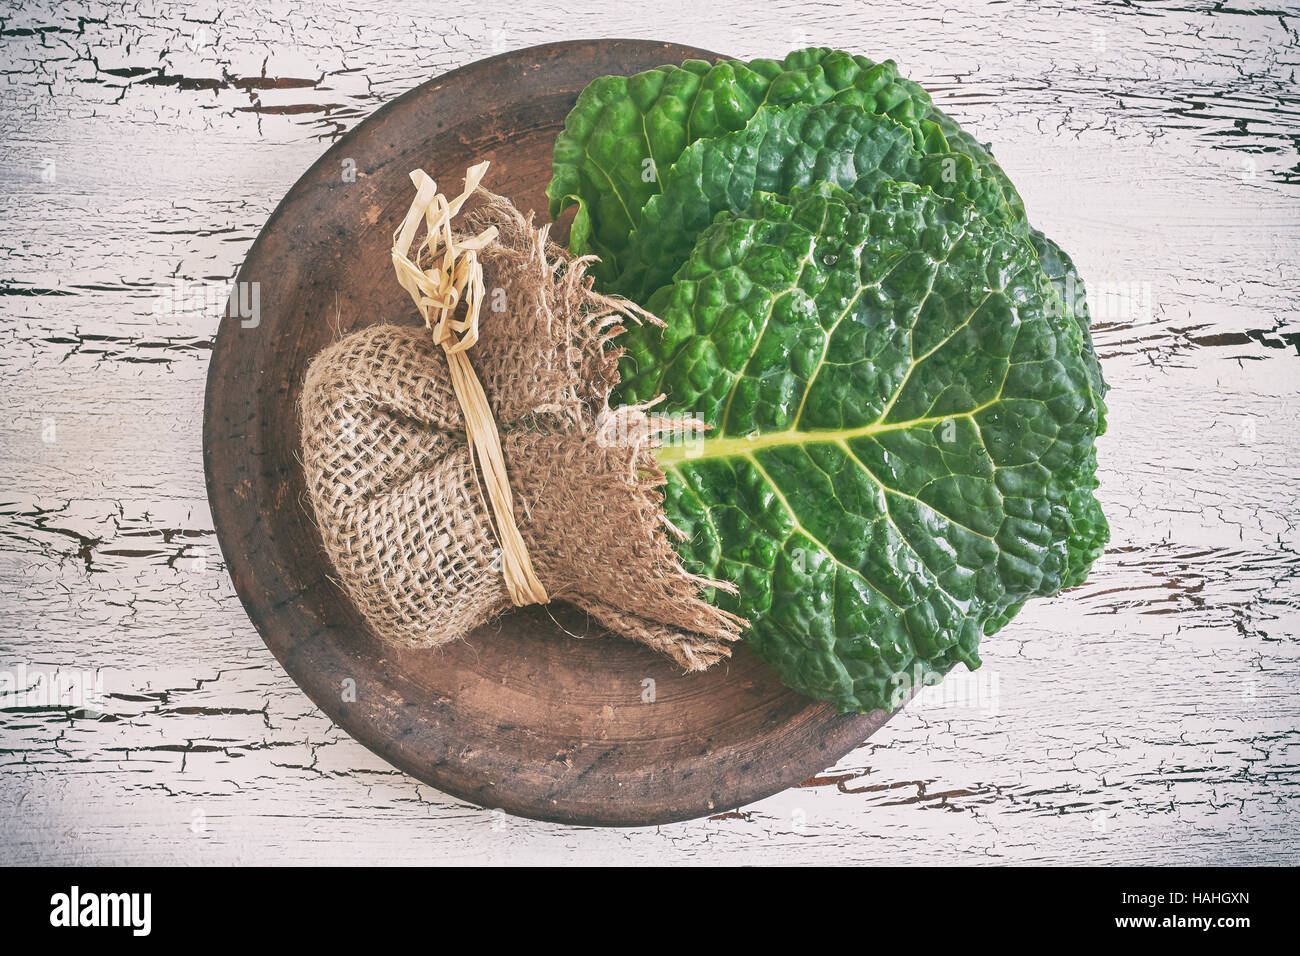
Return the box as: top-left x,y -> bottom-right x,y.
299,192 -> 743,670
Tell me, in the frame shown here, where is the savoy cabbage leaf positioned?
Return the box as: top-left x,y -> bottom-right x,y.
605,97 -> 1110,460
548,47 -> 1099,388
629,183 -> 1106,712
547,49 -> 937,281
548,49 -> 1110,711
610,102 -> 1017,307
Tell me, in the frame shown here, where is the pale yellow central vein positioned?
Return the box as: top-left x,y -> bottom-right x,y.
655,396 -> 999,467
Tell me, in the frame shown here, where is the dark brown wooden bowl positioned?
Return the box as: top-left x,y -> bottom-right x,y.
203,39 -> 898,827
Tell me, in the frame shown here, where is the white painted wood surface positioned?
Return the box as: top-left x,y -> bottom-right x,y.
1,0 -> 1297,864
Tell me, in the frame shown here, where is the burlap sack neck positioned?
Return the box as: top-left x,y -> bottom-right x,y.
299,191 -> 743,671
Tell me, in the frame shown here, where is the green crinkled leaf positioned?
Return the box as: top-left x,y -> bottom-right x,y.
547,48 -> 935,281
927,109 -> 1026,222
612,102 -> 1018,306
549,48 -> 1098,399
635,183 -> 1105,712
1029,228 -> 1106,406
603,99 -> 1110,604
550,48 -> 1110,710
921,113 -> 1102,395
